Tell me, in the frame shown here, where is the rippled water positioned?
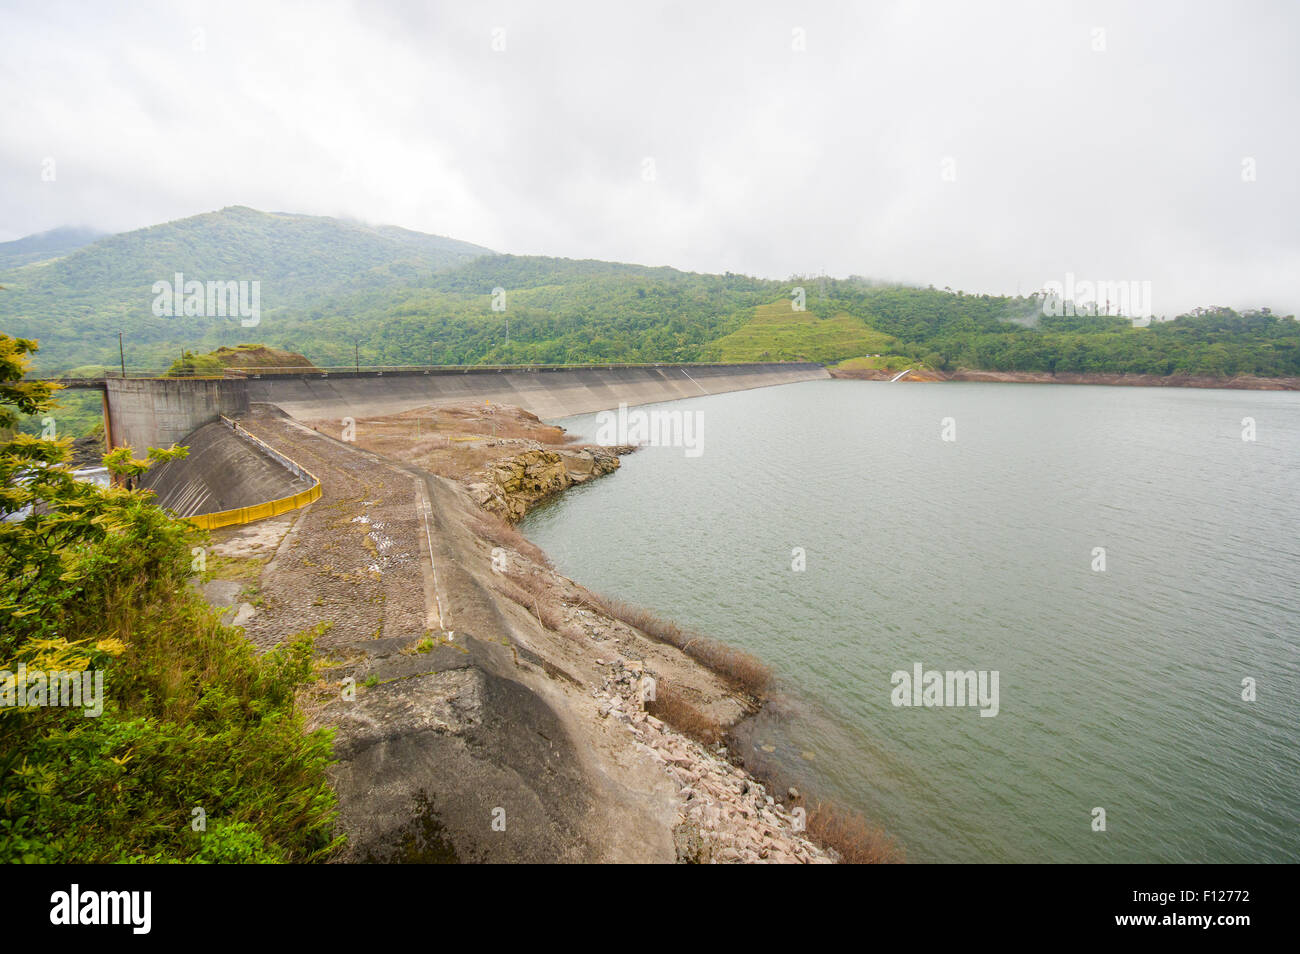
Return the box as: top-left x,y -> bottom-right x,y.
522,380 -> 1300,863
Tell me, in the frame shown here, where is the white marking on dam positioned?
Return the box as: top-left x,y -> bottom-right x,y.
679,368 -> 710,394
417,478 -> 447,631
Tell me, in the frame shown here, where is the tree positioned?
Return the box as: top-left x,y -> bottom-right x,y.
1,334 -> 337,862
1,335 -> 188,643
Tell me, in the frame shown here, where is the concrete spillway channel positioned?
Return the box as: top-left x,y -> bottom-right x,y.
140,419 -> 315,518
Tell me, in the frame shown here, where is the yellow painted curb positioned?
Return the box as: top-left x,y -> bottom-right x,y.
188,418 -> 322,530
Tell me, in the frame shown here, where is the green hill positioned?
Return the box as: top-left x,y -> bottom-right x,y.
0,226 -> 109,270
0,206 -> 492,371
702,299 -> 899,363
285,255 -> 783,367
2,207 -> 1296,385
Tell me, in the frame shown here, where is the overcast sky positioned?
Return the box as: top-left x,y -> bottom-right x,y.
2,0 -> 1297,316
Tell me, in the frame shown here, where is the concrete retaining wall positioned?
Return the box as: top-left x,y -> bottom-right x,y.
245,362 -> 828,422
105,377 -> 249,452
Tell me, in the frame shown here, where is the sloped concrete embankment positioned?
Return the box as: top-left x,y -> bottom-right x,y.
225,407 -> 679,862
246,362 -> 828,421
218,405 -> 829,862
140,419 -> 314,517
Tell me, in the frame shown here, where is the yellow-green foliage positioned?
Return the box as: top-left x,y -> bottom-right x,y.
1,333 -> 339,863
833,354 -> 917,372
703,300 -> 898,363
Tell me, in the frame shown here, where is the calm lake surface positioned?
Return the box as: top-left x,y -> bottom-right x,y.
522,379 -> 1300,863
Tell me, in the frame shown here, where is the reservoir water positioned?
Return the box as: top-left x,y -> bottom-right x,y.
522,379 -> 1300,863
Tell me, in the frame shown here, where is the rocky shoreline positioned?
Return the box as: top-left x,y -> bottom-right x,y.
594,660 -> 832,863
206,401 -> 843,862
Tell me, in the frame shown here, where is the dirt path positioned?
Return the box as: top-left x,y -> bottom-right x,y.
233,407 -> 429,651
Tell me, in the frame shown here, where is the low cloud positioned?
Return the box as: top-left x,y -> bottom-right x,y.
2,0 -> 1296,316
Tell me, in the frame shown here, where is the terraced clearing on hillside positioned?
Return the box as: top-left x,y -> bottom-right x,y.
703,300 -> 898,364
834,354 -> 916,372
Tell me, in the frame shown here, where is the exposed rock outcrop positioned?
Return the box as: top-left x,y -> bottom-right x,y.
466,445 -> 629,521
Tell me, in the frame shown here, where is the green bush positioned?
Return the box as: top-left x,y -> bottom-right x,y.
0,333 -> 340,863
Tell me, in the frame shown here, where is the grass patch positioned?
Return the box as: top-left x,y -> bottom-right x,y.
495,568 -> 586,641
805,802 -> 905,864
833,354 -> 917,372
199,552 -> 265,584
647,684 -> 722,745
470,509 -> 553,564
703,300 -> 898,364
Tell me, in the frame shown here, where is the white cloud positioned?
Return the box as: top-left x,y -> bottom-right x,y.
1,0 -> 1296,315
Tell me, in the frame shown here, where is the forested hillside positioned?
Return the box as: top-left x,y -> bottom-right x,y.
808,282 -> 1300,377
0,206 -> 492,371
0,226 -> 108,270
2,207 -> 1296,380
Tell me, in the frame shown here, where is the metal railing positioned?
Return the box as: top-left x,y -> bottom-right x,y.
30,359 -> 823,385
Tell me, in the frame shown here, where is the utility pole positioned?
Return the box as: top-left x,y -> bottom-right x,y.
118,331 -> 125,377
354,339 -> 360,374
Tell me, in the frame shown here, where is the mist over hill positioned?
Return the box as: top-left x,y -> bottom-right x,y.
0,226 -> 109,270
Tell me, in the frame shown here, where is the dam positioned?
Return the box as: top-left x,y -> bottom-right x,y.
56,362 -> 828,521
37,361 -> 836,861
241,362 -> 828,422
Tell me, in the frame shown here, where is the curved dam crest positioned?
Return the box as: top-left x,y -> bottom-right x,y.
118,362 -> 826,519
243,362 -> 829,423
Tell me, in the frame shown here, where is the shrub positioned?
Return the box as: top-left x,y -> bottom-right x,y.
469,510 -> 552,567
646,684 -> 722,745
595,596 -> 772,696
805,802 -> 904,864
496,568 -> 585,641
0,333 -> 339,863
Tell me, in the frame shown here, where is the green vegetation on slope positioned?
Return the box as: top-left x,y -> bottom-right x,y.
833,355 -> 916,372
2,208 -> 1297,384
0,206 -> 492,372
166,343 -> 319,376
810,282 -> 1300,377
0,335 -> 339,862
284,255 -> 781,367
701,299 -> 899,363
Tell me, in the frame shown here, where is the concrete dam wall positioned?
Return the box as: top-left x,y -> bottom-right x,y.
244,362 -> 829,423
112,363 -> 826,521
106,376 -> 249,452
